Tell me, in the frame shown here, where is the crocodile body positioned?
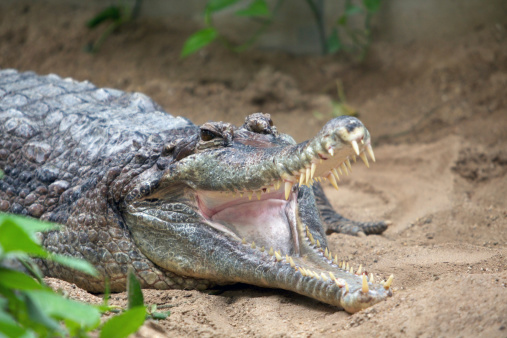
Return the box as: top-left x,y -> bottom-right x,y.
0,69 -> 392,313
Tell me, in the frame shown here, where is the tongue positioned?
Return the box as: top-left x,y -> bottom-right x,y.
211,199 -> 293,253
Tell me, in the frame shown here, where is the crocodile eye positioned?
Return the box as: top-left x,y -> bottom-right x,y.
200,129 -> 218,141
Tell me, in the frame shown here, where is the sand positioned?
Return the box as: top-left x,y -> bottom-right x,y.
1,2 -> 506,337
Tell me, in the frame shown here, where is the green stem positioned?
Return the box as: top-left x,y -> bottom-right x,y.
305,0 -> 328,54
20,258 -> 45,286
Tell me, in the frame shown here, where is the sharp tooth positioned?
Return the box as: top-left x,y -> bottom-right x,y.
268,247 -> 274,256
329,272 -> 336,280
384,274 -> 394,289
275,251 -> 282,262
289,256 -> 295,267
360,152 -> 369,168
239,192 -> 244,198
333,255 -> 338,265
346,159 -> 352,170
266,187 -> 270,193
362,274 -> 369,293
332,168 -> 340,181
284,181 -> 293,200
308,232 -> 315,245
324,248 -> 329,258
321,273 -> 328,281
351,140 -> 360,156
260,246 -> 265,252
316,239 -> 321,248
350,266 -> 354,274
320,158 -> 323,164
352,155 -> 357,163
314,271 -> 321,280
337,166 -> 343,175
341,163 -> 349,175
327,173 -> 339,191
256,191 -> 261,200
299,268 -> 306,277
345,282 -> 349,292
251,241 -> 256,249
299,172 -> 305,186
335,278 -> 345,288
328,147 -> 334,156
357,265 -> 362,275
311,162 -> 317,178
248,191 -> 253,200
346,262 -> 350,270
305,167 -> 311,185
366,143 -> 376,162
242,238 -> 246,244
369,273 -> 375,284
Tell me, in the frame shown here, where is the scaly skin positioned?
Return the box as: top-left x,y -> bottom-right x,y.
0,69 -> 392,313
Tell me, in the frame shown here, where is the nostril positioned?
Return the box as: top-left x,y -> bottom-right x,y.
345,120 -> 362,132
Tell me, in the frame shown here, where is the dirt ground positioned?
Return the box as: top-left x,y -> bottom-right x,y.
1,2 -> 507,337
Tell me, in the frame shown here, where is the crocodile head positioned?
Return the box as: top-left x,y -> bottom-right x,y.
123,113 -> 392,313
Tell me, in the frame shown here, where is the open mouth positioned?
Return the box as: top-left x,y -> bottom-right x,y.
196,133 -> 376,256
193,134 -> 394,313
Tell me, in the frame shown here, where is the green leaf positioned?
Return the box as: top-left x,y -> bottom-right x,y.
25,290 -> 101,330
48,253 -> 98,277
0,317 -> 36,338
0,213 -> 59,235
0,219 -> 48,257
127,269 -> 144,310
151,311 -> 170,320
24,292 -> 64,335
0,269 -> 45,291
345,4 -> 362,16
206,0 -> 241,13
87,6 -> 122,28
327,28 -> 342,54
236,0 -> 270,17
363,0 -> 381,13
337,14 -> 347,26
99,306 -> 146,338
181,28 -> 218,58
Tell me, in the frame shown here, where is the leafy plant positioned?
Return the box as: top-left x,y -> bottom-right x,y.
181,0 -> 281,57
85,0 -> 143,53
182,0 -> 382,58
0,213 -> 149,337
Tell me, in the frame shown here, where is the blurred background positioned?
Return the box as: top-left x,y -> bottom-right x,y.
1,0 -> 506,336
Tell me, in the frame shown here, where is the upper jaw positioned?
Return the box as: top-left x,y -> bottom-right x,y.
166,116 -> 374,195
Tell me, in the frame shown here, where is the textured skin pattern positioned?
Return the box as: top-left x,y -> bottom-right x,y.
0,69 -> 209,291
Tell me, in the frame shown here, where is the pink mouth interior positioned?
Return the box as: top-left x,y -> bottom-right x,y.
197,190 -> 295,253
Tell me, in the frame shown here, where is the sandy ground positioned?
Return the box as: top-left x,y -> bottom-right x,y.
1,2 -> 507,337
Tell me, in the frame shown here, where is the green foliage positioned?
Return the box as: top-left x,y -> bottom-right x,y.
182,0 -> 277,57
85,0 -> 143,53
0,213 -> 149,337
99,307 -> 146,338
181,28 -> 219,58
182,0 -> 382,58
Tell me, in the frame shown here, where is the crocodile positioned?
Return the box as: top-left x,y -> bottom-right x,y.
0,69 -> 393,313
